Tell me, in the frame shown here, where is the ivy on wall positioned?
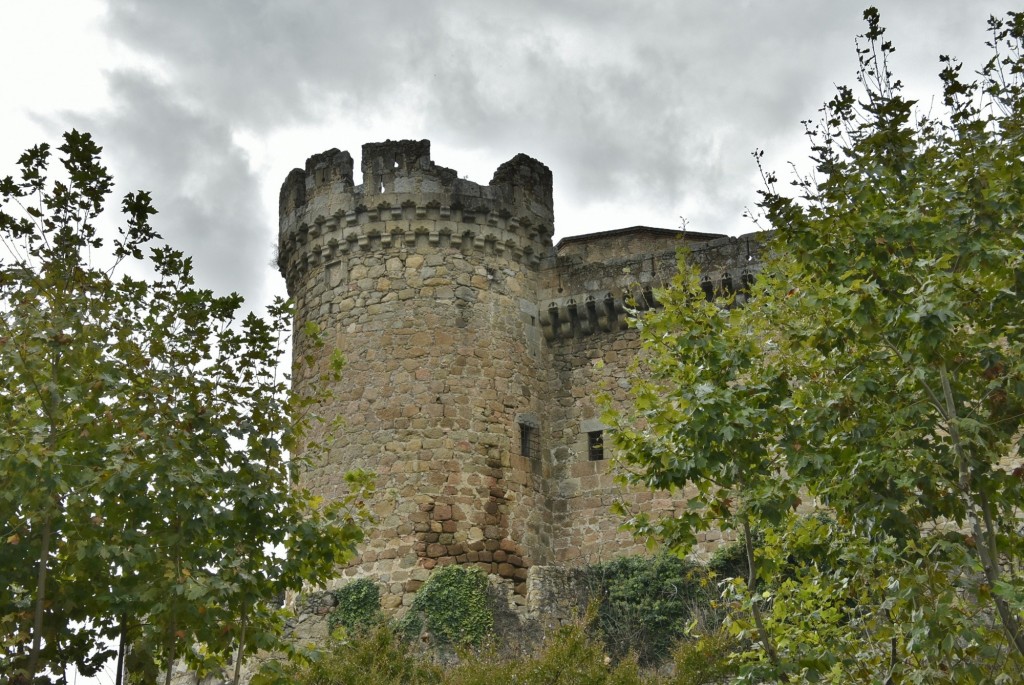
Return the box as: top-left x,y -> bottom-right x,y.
398,565 -> 493,646
328,578 -> 382,635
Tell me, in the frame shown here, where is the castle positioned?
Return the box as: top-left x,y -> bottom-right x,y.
277,139 -> 764,614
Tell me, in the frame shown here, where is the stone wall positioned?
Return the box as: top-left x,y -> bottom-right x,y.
277,139 -> 766,615
539,228 -> 762,564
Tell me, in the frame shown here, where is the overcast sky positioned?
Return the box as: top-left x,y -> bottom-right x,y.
1,1 -> 1010,315
1,2 -> 1015,682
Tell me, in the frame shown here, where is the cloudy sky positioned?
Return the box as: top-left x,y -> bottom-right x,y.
1,2 -> 1014,681
0,0 -> 1009,315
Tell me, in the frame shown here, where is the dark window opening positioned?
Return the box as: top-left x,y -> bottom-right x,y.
520,422 -> 538,458
588,430 -> 604,461
721,273 -> 734,295
700,279 -> 714,302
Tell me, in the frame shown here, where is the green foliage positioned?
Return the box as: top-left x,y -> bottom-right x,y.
328,579 -> 382,634
724,516 -> 1019,684
295,620 -> 664,685
454,623 -> 649,685
707,537 -> 753,581
608,8 -> 1024,683
671,628 -> 740,685
399,565 -> 493,647
289,623 -> 442,685
0,132 -> 372,683
586,553 -> 710,665
292,588 -> 746,685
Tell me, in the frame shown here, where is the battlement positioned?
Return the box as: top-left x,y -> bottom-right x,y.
278,141 -> 555,289
539,230 -> 765,342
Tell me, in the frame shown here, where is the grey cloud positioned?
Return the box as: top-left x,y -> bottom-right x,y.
409,2 -> 858,231
66,71 -> 273,308
102,0 -> 447,129
94,0 -> 1013,247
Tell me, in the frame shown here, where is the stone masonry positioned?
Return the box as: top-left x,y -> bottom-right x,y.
277,139 -> 764,617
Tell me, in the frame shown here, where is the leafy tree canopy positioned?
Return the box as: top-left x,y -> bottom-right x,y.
0,131 -> 371,684
610,8 -> 1024,683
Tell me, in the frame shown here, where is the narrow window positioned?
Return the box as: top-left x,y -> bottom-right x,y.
588,430 -> 604,461
700,278 -> 714,302
520,422 -> 536,458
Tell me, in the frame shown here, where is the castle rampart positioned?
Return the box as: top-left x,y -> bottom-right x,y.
279,140 -> 764,616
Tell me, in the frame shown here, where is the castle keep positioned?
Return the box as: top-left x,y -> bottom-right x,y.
277,139 -> 763,612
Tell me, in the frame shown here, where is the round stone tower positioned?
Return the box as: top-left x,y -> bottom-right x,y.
278,140 -> 555,608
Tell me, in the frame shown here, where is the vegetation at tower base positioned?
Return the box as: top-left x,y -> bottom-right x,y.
608,8 -> 1024,683
327,578 -> 383,636
291,602 -> 736,685
0,131 -> 370,684
397,565 -> 494,647
289,621 -> 658,685
291,551 -> 752,683
583,553 -> 710,666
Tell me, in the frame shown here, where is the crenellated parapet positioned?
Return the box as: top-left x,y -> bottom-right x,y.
278,140 -> 555,293
539,229 -> 766,342
539,287 -> 653,341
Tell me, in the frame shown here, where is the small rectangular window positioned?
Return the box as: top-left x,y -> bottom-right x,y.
588,430 -> 604,461
520,422 -> 536,458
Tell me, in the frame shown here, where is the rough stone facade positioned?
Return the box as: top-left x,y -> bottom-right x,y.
277,139 -> 764,616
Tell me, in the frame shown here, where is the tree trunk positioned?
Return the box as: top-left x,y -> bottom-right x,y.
743,516 -> 779,668
27,514 -> 53,679
163,620 -> 177,685
232,602 -> 248,685
939,364 -> 1024,656
115,614 -> 127,685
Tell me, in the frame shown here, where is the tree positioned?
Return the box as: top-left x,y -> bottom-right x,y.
0,131 -> 371,684
609,9 -> 1024,683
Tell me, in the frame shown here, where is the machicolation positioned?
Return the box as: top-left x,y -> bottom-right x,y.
277,139 -> 764,624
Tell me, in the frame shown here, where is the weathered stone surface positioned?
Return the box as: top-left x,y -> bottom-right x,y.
278,139 -> 765,618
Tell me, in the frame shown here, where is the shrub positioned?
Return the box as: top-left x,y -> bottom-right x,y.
671,628 -> 739,685
289,623 -> 441,685
585,553 -> 711,665
448,622 -> 657,685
